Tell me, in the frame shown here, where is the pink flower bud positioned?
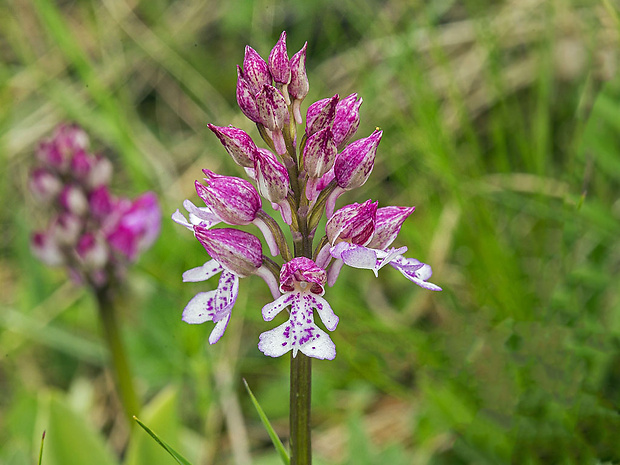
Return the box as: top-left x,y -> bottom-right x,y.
326,200 -> 378,246
289,42 -> 309,100
367,206 -> 416,250
31,231 -> 65,266
29,168 -> 62,202
87,155 -> 113,188
332,93 -> 362,148
76,233 -> 109,269
51,212 -> 83,245
208,124 -> 258,168
193,226 -> 262,277
255,85 -> 288,131
269,31 -> 291,85
242,46 -> 272,95
280,257 -> 327,295
303,127 -> 337,179
334,129 -> 382,190
195,171 -> 261,225
89,186 -> 115,219
305,94 -> 338,136
59,185 -> 88,215
253,148 -> 289,204
236,67 -> 260,122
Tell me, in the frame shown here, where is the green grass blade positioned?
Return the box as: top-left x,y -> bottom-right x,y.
38,431 -> 45,465
132,416 -> 192,465
243,379 -> 290,465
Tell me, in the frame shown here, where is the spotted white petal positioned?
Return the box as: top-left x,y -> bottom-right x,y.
308,294 -> 339,331
182,290 -> 218,324
262,293 -> 294,321
214,271 -> 239,320
182,259 -> 224,282
208,313 -> 231,345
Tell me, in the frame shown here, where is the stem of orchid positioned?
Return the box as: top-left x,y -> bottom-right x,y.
290,352 -> 312,465
95,285 -> 140,424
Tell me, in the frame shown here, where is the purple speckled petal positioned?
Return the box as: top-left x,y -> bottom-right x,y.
269,31 -> 291,85
390,257 -> 442,291
258,292 -> 337,360
305,94 -> 339,136
182,259 -> 223,282
367,206 -> 416,250
214,271 -> 239,320
182,290 -> 218,324
309,294 -> 339,331
209,313 -> 231,345
243,46 -> 271,94
262,293 -> 295,321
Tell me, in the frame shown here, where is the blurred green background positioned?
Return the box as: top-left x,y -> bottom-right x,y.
2,0 -> 620,464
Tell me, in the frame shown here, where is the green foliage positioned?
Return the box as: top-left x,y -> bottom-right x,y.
1,0 -> 620,464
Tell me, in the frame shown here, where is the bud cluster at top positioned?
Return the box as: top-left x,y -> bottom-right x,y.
30,124 -> 161,288
174,32 -> 441,359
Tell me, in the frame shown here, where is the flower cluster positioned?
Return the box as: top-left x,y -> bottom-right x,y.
174,32 -> 440,360
30,124 -> 161,288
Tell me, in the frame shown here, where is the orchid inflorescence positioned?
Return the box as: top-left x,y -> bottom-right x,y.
174,32 -> 441,360
30,124 -> 161,289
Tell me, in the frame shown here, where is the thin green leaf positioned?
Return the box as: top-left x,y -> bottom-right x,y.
132,416 -> 192,465
243,378 -> 290,465
38,431 -> 45,465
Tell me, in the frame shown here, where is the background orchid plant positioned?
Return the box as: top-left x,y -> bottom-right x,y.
174,31 -> 440,464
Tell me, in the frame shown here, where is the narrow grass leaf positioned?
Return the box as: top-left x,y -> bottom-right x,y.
243,378 -> 290,465
38,431 -> 45,465
132,416 -> 192,465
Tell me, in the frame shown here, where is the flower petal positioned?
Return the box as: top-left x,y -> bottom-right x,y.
391,258 -> 442,291
182,259 -> 223,282
208,313 -> 231,345
262,293 -> 294,321
214,271 -> 239,319
258,321 -> 294,358
309,294 -> 339,331
182,291 -> 217,324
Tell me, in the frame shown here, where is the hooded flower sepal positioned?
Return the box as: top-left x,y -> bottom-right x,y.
181,260 -> 239,344
258,257 -> 339,360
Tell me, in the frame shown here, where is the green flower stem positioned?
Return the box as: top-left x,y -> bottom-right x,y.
95,285 -> 140,424
290,352 -> 312,465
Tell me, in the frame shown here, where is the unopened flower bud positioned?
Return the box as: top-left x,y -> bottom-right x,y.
326,200 -> 377,246
76,233 -> 109,269
256,85 -> 288,131
208,124 -> 258,168
31,231 -> 65,266
195,171 -> 261,225
334,129 -> 382,190
306,94 -> 339,136
253,149 -> 289,204
87,155 -> 113,188
289,42 -> 309,101
367,206 -> 416,250
29,168 -> 62,202
236,67 -> 261,122
52,212 -> 83,245
269,31 -> 291,85
303,127 -> 337,179
59,185 -> 88,215
242,46 -> 272,95
193,226 -> 262,277
332,93 -> 362,148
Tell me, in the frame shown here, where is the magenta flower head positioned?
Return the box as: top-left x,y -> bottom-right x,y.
207,124 -> 258,168
332,93 -> 363,149
30,123 -> 161,288
289,42 -> 309,124
195,170 -> 261,225
334,129 -> 382,190
326,200 -> 378,246
174,31 -> 441,363
194,226 -> 262,278
305,94 -> 339,137
269,31 -> 291,86
367,206 -> 416,250
303,127 -> 337,179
